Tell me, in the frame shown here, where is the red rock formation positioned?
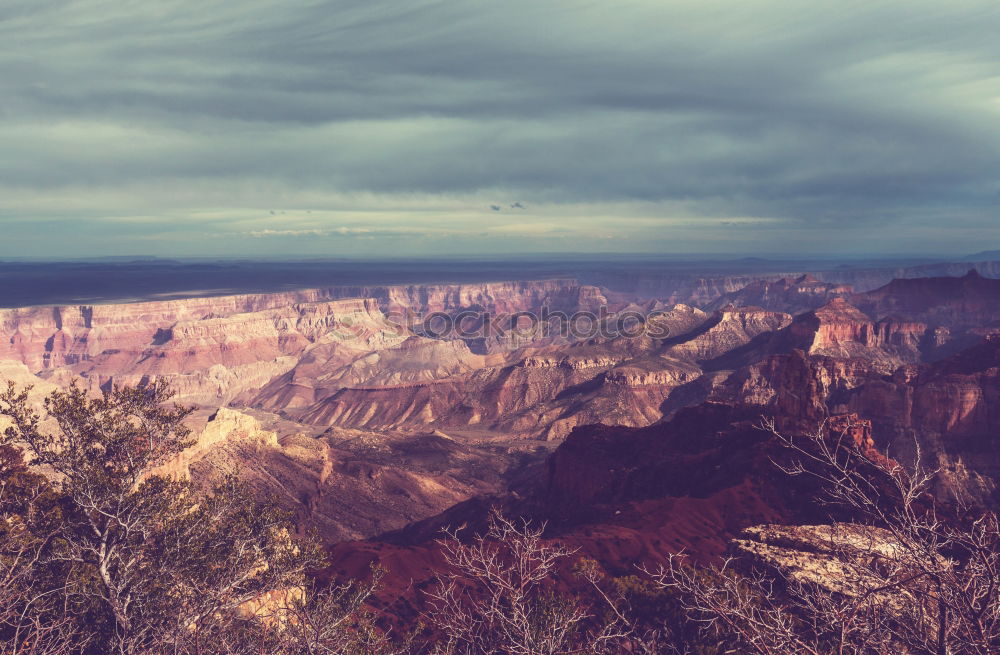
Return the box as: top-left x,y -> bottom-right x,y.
0,280 -> 588,405
321,400 -> 864,622
149,406 -> 540,542
665,307 -> 791,362
779,299 -> 925,372
848,270 -> 1000,357
708,274 -> 853,314
362,279 -> 594,315
10,270 -> 1000,629
853,270 -> 1000,321
271,306 -> 791,439
703,335 -> 1000,504
324,341 -> 997,621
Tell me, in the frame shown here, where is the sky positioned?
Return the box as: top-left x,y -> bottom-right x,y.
1,0 -> 999,258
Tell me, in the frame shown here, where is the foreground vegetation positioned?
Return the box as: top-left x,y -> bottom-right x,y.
2,382 -> 998,654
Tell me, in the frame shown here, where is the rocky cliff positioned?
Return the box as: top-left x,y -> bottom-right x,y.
273,305 -> 793,439
0,279 -> 585,405
171,408 -> 541,541
707,274 -> 853,314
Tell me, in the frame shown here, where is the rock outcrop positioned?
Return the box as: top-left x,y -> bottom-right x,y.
789,298 -> 925,372
849,270 -> 1000,358
0,360 -> 62,437
707,275 -> 853,314
176,410 -> 539,541
155,408 -> 280,480
731,523 -> 906,597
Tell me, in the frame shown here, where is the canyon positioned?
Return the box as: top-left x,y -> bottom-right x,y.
4,261 -> 1000,609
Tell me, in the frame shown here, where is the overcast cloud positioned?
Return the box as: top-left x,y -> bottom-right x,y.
1,0 -> 999,257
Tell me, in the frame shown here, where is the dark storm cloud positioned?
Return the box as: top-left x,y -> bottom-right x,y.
1,0 -> 999,256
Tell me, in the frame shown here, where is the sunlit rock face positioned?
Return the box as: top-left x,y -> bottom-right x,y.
0,359 -> 61,436
0,280 -> 585,405
780,299 -> 926,373
165,408 -> 529,542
